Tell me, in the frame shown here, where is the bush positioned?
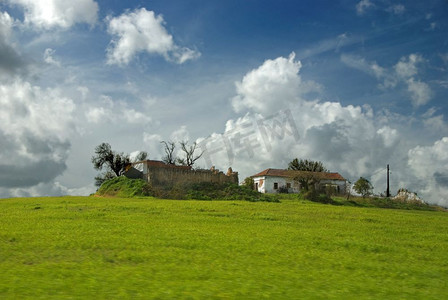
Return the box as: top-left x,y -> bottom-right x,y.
186,182 -> 279,202
96,176 -> 150,197
301,189 -> 338,205
278,186 -> 289,194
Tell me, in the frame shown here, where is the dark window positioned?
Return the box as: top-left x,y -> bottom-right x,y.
255,183 -> 259,190
274,182 -> 278,190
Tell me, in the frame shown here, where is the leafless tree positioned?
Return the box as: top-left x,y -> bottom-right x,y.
177,140 -> 204,167
161,141 -> 176,165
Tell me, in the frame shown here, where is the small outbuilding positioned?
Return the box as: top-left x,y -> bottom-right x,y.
250,168 -> 346,194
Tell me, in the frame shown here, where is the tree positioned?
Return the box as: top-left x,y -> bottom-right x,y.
177,141 -> 204,167
288,158 -> 328,172
288,158 -> 328,191
353,177 -> 373,198
91,143 -> 131,186
161,141 -> 176,165
243,177 -> 255,190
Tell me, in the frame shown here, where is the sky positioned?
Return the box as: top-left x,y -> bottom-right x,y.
0,0 -> 447,206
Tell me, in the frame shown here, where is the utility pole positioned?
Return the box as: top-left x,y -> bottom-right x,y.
386,164 -> 390,197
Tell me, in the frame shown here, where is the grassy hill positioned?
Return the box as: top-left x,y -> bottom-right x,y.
1,195 -> 447,299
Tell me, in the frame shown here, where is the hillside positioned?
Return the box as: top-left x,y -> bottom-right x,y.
1,196 -> 447,299
95,176 -> 277,202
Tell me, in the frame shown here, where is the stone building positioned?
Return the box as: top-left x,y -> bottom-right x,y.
124,160 -> 238,187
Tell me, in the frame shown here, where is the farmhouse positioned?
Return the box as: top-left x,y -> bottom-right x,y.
124,160 -> 239,187
251,168 -> 346,194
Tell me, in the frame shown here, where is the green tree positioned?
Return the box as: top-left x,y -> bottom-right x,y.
288,158 -> 328,172
288,158 -> 328,191
243,177 -> 255,190
353,177 -> 373,198
91,143 -> 131,187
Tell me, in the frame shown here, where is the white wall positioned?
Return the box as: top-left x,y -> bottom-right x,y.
253,176 -> 346,194
253,176 -> 300,193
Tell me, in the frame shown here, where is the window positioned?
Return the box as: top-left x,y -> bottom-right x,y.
255,182 -> 259,190
286,183 -> 291,189
274,182 -> 278,190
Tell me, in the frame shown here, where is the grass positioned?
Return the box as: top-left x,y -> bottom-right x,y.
0,196 -> 447,299
96,176 -> 277,202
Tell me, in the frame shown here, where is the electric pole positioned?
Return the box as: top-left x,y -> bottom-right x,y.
386,164 -> 390,197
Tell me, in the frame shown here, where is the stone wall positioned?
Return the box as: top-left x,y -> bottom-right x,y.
145,166 -> 238,187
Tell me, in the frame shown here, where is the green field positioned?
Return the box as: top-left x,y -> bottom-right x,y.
1,196 -> 447,299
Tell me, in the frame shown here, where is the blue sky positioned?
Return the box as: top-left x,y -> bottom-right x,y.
0,0 -> 447,205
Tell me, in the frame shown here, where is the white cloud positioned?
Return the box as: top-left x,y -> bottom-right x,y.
423,115 -> 446,132
340,54 -> 387,80
86,106 -> 109,123
170,125 -> 190,142
143,133 -> 163,160
377,126 -> 399,147
43,48 -> 60,66
387,4 -> 405,15
406,78 -> 432,106
194,53 -> 448,207
8,0 -> 99,29
0,79 -> 75,188
0,10 -> 14,39
342,53 -> 432,106
231,52 -> 321,114
394,54 -> 422,79
106,8 -> 200,66
408,138 -> 448,207
0,11 -> 27,76
85,96 -> 152,125
356,0 -> 374,15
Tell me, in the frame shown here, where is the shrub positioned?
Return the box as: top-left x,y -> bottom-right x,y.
278,185 -> 289,194
96,176 -> 150,197
301,189 -> 337,205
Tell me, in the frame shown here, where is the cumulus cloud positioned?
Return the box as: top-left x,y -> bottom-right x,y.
0,79 -> 75,189
8,0 -> 99,29
408,138 -> 448,206
232,52 -> 321,114
0,11 -> 27,76
341,53 -> 432,106
196,53 -> 447,206
106,8 -> 200,66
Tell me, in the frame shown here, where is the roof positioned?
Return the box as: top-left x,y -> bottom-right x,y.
250,168 -> 346,181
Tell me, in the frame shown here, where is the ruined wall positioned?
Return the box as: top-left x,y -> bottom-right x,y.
145,167 -> 239,187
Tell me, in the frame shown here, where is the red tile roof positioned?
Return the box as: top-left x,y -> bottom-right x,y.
251,168 -> 346,181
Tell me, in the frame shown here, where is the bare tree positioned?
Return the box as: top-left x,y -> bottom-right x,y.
177,141 -> 204,167
161,141 -> 176,165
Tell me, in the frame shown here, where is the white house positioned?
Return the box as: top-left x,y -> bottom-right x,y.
250,168 -> 347,194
